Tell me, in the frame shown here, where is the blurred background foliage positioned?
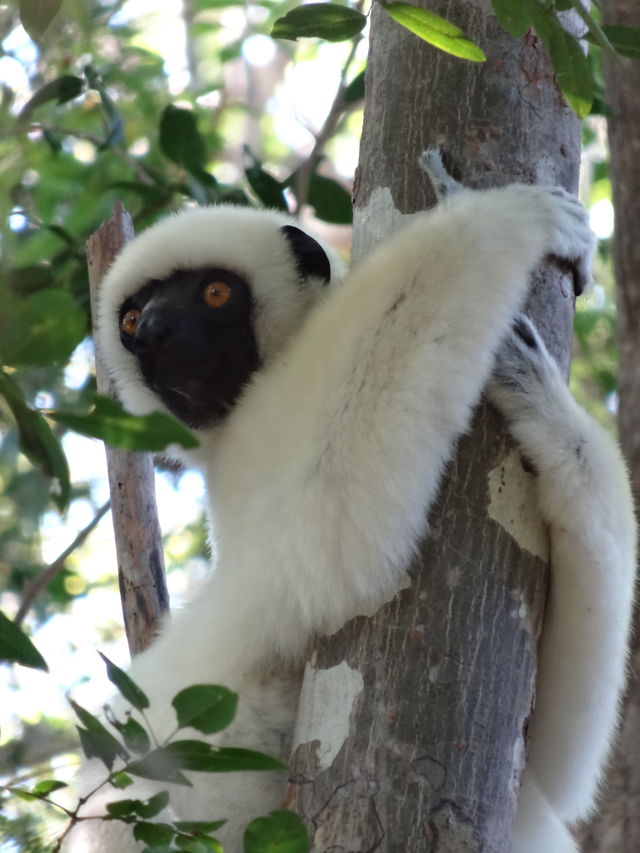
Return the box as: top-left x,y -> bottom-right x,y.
0,0 -> 624,849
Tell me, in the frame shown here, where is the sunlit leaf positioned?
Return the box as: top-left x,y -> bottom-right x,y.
0,610 -> 48,671
172,685 -> 238,735
19,0 -> 62,40
32,779 -> 68,797
271,3 -> 366,42
49,395 -> 198,452
381,2 -> 486,62
243,811 -> 309,853
0,371 -> 71,511
176,837 -> 224,852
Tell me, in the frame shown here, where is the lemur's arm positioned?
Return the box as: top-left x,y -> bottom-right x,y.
488,316 -> 636,850
203,154 -> 595,667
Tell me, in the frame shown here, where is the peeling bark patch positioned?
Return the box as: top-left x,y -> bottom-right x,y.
351,186 -> 419,262
413,755 -> 447,791
292,661 -> 364,771
427,800 -> 480,850
487,449 -> 549,561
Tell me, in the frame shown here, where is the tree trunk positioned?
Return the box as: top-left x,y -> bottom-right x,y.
87,203 -> 169,656
287,2 -> 582,849
578,1 -> 640,849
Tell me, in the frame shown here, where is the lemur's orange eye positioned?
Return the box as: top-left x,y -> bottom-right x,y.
203,280 -> 232,308
121,309 -> 141,336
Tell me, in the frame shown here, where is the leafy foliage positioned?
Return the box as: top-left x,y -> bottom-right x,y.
3,654 -> 306,851
271,3 -> 367,42
380,2 -> 486,62
0,609 -> 48,670
50,395 -> 199,452
0,0 -> 636,849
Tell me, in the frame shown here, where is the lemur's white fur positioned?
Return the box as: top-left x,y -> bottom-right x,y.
67,158 -> 636,852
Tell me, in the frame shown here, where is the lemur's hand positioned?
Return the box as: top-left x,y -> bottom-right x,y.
530,186 -> 594,295
419,151 -> 595,295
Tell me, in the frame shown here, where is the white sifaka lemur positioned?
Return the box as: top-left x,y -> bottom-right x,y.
66,152 -> 636,852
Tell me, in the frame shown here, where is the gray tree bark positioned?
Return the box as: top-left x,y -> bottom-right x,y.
87,203 -> 169,656
287,2 -> 582,850
578,1 -> 640,849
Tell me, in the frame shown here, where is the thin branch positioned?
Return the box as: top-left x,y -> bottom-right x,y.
14,501 -> 111,627
294,35 -> 363,214
0,124 -> 156,185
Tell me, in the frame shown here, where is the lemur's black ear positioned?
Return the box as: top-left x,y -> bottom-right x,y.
280,225 -> 332,285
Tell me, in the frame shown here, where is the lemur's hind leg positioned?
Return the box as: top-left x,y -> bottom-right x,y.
488,314 -> 635,850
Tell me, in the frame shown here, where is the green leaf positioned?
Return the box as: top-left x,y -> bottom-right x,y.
184,745 -> 287,773
491,0 -> 529,39
133,822 -> 175,846
173,820 -> 226,834
176,838 -> 223,852
172,685 -> 238,735
127,741 -> 286,779
0,372 -> 70,511
19,0 -> 62,40
126,746 -> 194,786
8,787 -> 38,802
110,771 -> 134,789
109,181 -> 172,206
306,173 -> 352,224
160,105 -> 207,171
599,25 -> 640,61
271,3 -> 366,42
106,798 -> 139,818
49,395 -> 199,452
381,2 -> 486,62
244,147 -> 288,211
243,811 -> 309,853
5,266 -> 53,296
0,288 -> 86,367
343,69 -> 365,104
566,1 -> 615,56
18,75 -> 84,121
550,32 -> 594,118
83,65 -> 124,148
136,790 -> 171,819
32,779 -> 68,797
116,717 -> 152,755
99,652 -> 150,711
71,699 -> 129,770
525,0 -> 594,117
0,611 -> 48,671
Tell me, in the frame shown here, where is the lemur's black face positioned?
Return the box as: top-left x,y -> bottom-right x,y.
118,267 -> 260,428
